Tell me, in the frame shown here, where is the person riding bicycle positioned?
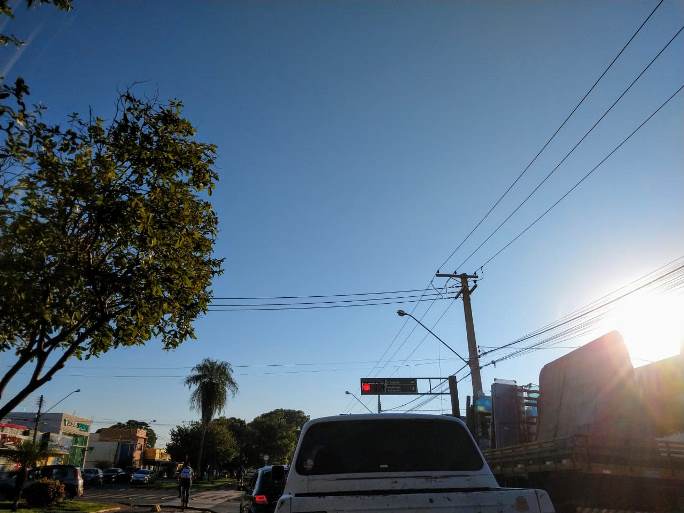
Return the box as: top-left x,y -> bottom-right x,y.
179,463 -> 193,507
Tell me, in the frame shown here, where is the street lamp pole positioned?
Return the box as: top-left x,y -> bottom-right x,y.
345,391 -> 373,414
396,310 -> 465,417
396,310 -> 469,365
44,389 -> 81,414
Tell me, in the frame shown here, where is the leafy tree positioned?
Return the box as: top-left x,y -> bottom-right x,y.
185,359 -> 238,475
0,0 -> 72,47
222,417 -> 248,471
98,420 -> 158,448
5,440 -> 58,510
0,80 -> 223,419
246,409 -> 309,466
166,418 -> 237,471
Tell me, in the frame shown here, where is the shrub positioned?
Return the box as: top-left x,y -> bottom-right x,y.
23,478 -> 65,507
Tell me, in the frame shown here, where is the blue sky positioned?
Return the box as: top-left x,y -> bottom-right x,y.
2,0 -> 683,445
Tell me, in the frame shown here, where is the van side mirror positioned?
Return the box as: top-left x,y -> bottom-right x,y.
271,465 -> 285,482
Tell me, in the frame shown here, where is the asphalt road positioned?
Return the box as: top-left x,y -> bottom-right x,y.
81,485 -> 242,512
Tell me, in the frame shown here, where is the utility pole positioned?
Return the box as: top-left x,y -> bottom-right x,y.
448,375 -> 460,417
435,272 -> 483,399
32,395 -> 44,445
377,395 -> 382,414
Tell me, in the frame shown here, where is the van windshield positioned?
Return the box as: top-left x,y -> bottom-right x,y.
295,419 -> 483,475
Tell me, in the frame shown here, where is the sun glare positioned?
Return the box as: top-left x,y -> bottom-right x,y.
609,293 -> 684,365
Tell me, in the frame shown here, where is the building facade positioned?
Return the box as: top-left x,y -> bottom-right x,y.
91,427 -> 148,468
0,422 -> 31,470
4,412 -> 92,467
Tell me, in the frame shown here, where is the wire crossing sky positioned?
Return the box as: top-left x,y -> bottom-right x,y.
1,0 -> 682,442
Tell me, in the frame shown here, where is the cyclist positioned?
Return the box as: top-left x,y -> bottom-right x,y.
179,463 -> 193,508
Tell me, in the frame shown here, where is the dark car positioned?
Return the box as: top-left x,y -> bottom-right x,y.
0,471 -> 16,500
82,468 -> 104,487
240,465 -> 288,513
102,467 -> 128,484
30,465 -> 83,498
130,468 -> 156,485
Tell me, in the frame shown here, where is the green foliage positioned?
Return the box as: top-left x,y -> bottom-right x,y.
167,410 -> 309,470
0,0 -> 72,47
23,478 -> 65,507
98,420 -> 157,448
0,79 -> 222,419
166,418 -> 238,469
5,440 -> 57,469
245,409 -> 309,465
185,359 -> 239,425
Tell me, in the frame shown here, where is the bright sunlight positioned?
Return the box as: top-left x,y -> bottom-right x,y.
609,293 -> 684,365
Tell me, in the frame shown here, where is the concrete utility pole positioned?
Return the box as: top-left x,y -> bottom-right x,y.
32,395 -> 44,445
435,272 -> 483,399
448,375 -> 460,417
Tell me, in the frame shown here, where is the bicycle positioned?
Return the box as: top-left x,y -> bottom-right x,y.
179,479 -> 191,509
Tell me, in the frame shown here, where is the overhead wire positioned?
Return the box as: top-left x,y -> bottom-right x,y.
457,23 -> 684,271
212,287 -> 436,300
210,290 -> 453,308
350,0 -> 671,411
373,3 -> 672,412
435,0 -> 666,273
480,261 -> 684,357
209,294 -> 456,312
478,81 -> 684,270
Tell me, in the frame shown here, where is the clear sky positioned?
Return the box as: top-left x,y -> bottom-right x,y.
2,0 -> 683,446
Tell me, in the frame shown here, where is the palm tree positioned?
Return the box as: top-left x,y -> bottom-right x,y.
185,358 -> 238,477
5,440 -> 58,510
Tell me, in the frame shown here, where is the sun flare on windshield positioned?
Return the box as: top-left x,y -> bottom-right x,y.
610,293 -> 684,364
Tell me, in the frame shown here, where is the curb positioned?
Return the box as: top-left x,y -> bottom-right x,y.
135,503 -> 217,513
93,508 -> 122,513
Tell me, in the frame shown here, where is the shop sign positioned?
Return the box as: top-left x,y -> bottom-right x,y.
63,418 -> 90,433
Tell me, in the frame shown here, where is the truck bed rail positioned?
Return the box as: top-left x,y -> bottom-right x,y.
484,436 -> 684,480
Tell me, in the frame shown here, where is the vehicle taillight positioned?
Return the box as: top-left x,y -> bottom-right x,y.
254,495 -> 268,504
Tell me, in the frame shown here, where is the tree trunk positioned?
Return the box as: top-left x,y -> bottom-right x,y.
196,423 -> 208,480
12,467 -> 27,511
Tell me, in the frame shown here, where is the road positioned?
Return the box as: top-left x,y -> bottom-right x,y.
81,485 -> 242,512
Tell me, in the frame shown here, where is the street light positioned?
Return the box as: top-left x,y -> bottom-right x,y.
396,310 -> 469,365
345,391 -> 373,414
45,389 -> 81,413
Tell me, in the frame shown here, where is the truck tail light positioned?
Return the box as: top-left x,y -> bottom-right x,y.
254,495 -> 268,505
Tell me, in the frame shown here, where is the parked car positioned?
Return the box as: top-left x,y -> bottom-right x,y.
130,468 -> 155,485
240,465 -> 288,513
30,465 -> 83,498
0,470 -> 17,500
124,466 -> 139,479
82,468 -> 104,487
102,467 -> 128,484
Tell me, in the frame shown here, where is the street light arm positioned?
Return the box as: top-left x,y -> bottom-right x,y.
397,311 -> 469,365
345,391 -> 373,414
45,389 -> 80,414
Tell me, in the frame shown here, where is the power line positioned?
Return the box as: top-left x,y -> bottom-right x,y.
457,23 -> 684,271
208,295 -> 456,312
478,81 -> 684,270
348,0 -> 669,411
480,261 -> 684,357
212,287 -> 434,300
347,289 -> 441,413
435,0 -> 665,273
210,290 -> 451,308
389,298 -> 459,377
366,3 -> 672,410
